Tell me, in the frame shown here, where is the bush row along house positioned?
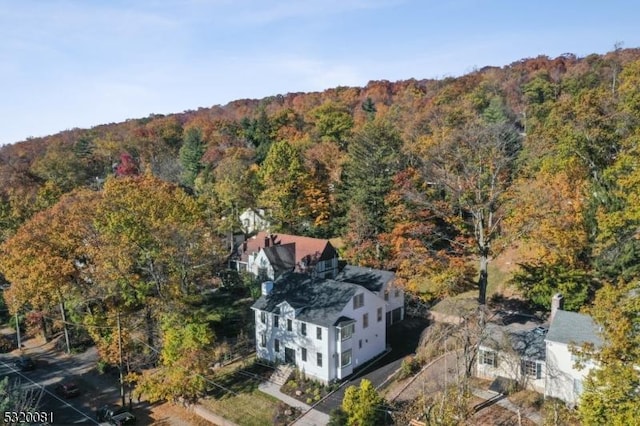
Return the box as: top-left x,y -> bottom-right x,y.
476,294 -> 601,406
239,231 -> 404,384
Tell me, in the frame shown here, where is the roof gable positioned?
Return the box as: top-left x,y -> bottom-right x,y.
241,231 -> 336,268
252,273 -> 361,327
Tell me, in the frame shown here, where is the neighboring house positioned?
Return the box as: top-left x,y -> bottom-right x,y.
335,265 -> 405,326
477,320 -> 547,394
232,232 -> 339,280
239,208 -> 271,234
252,273 -> 387,384
545,296 -> 601,406
475,294 -> 601,405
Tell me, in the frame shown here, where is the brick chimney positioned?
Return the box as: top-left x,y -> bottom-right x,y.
551,293 -> 564,323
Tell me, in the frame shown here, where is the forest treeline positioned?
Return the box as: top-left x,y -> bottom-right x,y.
1,48 -> 640,418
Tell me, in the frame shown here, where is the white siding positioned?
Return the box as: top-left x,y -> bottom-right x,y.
476,345 -> 545,393
380,282 -> 405,325
335,289 -> 386,380
240,209 -> 270,234
545,341 -> 593,405
248,250 -> 274,280
252,288 -> 387,384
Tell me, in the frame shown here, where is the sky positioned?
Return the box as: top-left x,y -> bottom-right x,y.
1,0 -> 639,145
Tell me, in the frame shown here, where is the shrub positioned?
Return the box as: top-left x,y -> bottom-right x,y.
398,355 -> 419,380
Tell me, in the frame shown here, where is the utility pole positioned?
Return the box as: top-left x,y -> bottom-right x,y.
15,311 -> 21,349
59,301 -> 71,354
117,311 -> 125,407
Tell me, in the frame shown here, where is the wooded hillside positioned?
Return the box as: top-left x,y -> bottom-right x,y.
2,47 -> 640,412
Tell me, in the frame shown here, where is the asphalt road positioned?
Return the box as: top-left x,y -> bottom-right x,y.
314,317 -> 429,415
0,354 -> 99,424
0,338 -> 151,425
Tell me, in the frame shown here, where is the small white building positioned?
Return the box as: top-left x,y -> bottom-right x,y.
545,308 -> 601,405
477,323 -> 547,394
252,272 -> 389,384
475,294 -> 601,406
239,208 -> 271,234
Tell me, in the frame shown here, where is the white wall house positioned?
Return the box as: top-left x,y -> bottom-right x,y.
475,294 -> 601,405
239,208 -> 271,234
335,265 -> 404,326
252,272 -> 388,384
545,309 -> 601,406
476,324 -> 547,394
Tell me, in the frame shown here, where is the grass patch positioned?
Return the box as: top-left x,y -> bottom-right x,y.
201,389 -> 281,426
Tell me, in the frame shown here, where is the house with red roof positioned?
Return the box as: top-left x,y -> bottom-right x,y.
231,231 -> 339,280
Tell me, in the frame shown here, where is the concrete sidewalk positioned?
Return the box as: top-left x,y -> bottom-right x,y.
258,381 -> 330,426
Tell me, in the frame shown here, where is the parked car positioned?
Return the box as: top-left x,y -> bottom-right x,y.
96,405 -> 136,425
109,412 -> 136,425
55,382 -> 80,398
14,356 -> 35,371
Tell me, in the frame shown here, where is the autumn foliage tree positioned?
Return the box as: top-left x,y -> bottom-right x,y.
412,107 -> 521,304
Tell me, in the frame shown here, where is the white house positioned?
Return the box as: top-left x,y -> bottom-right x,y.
477,322 -> 547,394
335,265 -> 404,326
239,208 -> 271,234
475,294 -> 601,405
544,299 -> 601,405
232,232 -> 339,280
251,272 -> 388,384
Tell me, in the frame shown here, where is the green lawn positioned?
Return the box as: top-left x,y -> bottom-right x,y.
201,389 -> 281,426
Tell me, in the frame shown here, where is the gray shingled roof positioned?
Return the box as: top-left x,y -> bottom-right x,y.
335,265 -> 395,293
484,323 -> 547,361
251,273 -> 364,327
546,310 -> 602,347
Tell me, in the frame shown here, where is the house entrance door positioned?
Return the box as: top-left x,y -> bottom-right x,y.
285,347 -> 295,364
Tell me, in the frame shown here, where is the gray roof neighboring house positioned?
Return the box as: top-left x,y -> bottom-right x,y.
545,310 -> 602,347
483,323 -> 547,361
335,265 -> 395,293
251,273 -> 365,327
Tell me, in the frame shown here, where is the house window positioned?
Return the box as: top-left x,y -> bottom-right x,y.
363,313 -> 369,329
341,349 -> 352,368
384,290 -> 389,301
258,267 -> 268,280
479,349 -> 497,367
274,315 -> 279,328
377,307 -> 383,322
287,319 -> 292,332
260,333 -> 266,347
521,360 -> 542,379
274,338 -> 280,353
260,312 -> 266,324
317,352 -> 323,367
394,288 -> 400,297
341,323 -> 354,341
301,322 -> 307,336
359,339 -> 362,349
316,327 -> 322,340
353,293 -> 364,309
302,348 -> 307,362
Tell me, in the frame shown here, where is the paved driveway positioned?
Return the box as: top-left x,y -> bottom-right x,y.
314,317 -> 428,415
